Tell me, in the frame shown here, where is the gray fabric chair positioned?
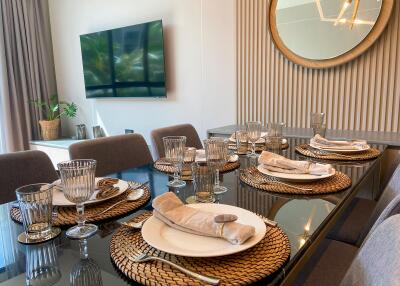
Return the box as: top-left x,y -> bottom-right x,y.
327,163 -> 400,245
150,124 -> 203,159
0,150 -> 58,204
340,215 -> 400,286
293,214 -> 400,286
69,134 -> 153,177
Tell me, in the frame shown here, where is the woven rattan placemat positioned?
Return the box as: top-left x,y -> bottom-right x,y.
110,212 -> 290,286
10,181 -> 151,227
295,144 -> 381,161
240,167 -> 351,195
154,160 -> 240,177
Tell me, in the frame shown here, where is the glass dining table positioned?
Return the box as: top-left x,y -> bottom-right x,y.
0,137 -> 386,286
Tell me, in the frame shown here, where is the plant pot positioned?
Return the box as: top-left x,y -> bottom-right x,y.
39,119 -> 60,140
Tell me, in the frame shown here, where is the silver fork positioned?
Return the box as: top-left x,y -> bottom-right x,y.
306,145 -> 355,159
256,213 -> 278,227
246,169 -> 313,192
130,252 -> 220,285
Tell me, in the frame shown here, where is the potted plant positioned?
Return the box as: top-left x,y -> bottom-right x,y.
32,95 -> 77,140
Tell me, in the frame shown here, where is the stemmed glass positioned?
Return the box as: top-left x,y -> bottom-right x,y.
246,121 -> 262,157
163,136 -> 187,188
70,239 -> 103,286
204,137 -> 228,195
58,159 -> 97,239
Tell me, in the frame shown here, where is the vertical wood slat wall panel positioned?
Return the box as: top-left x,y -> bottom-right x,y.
236,0 -> 400,132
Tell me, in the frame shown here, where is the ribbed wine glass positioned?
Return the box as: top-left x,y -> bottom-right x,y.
204,137 -> 228,195
163,136 -> 186,188
57,159 -> 97,239
246,121 -> 262,157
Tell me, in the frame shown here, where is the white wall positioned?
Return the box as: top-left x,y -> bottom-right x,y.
48,0 -> 236,149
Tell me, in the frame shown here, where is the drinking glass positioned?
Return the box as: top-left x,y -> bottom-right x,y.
267,122 -> 285,137
192,162 -> 215,203
266,135 -> 282,154
163,136 -> 187,188
16,184 -> 54,242
311,112 -> 326,137
184,147 -> 197,163
70,239 -> 103,286
26,241 -> 61,286
204,137 -> 228,195
235,130 -> 249,155
58,159 -> 97,239
266,122 -> 284,153
246,121 -> 262,157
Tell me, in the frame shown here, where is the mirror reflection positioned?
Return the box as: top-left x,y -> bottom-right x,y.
275,0 -> 382,60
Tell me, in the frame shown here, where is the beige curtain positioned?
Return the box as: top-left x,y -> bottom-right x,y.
0,0 -> 57,152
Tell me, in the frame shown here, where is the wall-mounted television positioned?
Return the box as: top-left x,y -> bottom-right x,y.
80,20 -> 166,98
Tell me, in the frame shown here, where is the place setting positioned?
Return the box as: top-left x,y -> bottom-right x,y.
295,112 -> 381,161
229,122 -> 289,156
154,136 -> 240,184
10,159 -> 150,243
240,151 -> 352,195
110,192 -> 291,285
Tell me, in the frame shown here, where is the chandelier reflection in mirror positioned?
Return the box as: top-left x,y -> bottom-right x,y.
269,0 -> 393,68
315,0 -> 377,29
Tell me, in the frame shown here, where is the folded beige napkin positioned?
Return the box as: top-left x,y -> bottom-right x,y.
152,192 -> 255,245
310,134 -> 368,150
258,151 -> 333,175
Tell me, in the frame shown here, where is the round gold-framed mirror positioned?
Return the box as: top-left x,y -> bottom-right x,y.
269,0 -> 394,69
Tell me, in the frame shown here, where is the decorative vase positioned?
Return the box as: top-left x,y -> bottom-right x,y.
39,119 -> 60,140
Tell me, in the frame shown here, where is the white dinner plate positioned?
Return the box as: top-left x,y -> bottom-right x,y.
52,178 -> 129,207
309,142 -> 370,154
229,137 -> 287,145
141,204 -> 266,257
257,164 -> 335,182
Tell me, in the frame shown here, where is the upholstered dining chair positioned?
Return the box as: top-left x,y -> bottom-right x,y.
293,214 -> 400,286
0,150 -> 59,204
340,215 -> 400,286
327,163 -> 400,246
69,134 -> 153,177
150,124 -> 203,159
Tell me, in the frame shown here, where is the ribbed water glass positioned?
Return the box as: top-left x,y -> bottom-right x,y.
246,121 -> 262,157
311,112 -> 326,137
16,184 -> 54,241
192,162 -> 215,203
235,130 -> 249,155
204,137 -> 228,195
267,122 -> 285,137
58,159 -> 97,239
163,136 -> 187,188
26,241 -> 61,286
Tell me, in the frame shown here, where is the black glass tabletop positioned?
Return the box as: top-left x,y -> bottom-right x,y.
0,137 -> 386,285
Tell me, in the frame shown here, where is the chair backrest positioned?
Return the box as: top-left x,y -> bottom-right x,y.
364,195 -> 400,244
69,134 -> 153,177
150,124 -> 203,159
0,150 -> 58,204
356,163 -> 400,245
372,163 -> 400,218
341,214 -> 400,286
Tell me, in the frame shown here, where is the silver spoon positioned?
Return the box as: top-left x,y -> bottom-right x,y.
121,217 -> 149,229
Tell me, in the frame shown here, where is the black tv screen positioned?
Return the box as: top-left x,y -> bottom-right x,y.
80,20 -> 166,98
